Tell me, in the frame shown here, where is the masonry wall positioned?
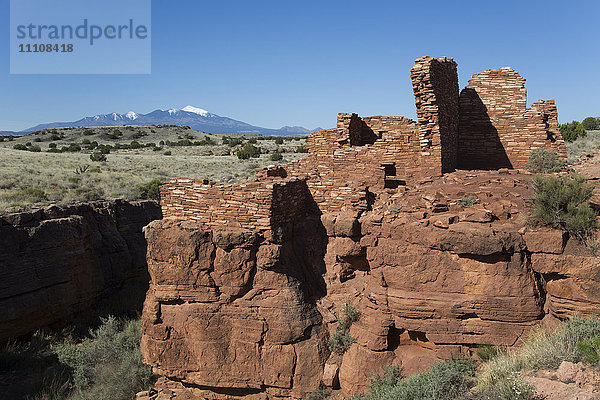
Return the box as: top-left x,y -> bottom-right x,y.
458,68 -> 567,169
411,56 -> 460,174
160,178 -> 313,230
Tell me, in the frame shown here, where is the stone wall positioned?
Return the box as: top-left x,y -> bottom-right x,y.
160,177 -> 315,231
458,67 -> 567,169
411,56 -> 460,174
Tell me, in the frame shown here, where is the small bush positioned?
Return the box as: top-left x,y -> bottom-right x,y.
21,187 -> 47,202
135,179 -> 163,200
305,386 -> 332,400
270,151 -> 283,161
237,143 -> 261,160
328,329 -> 356,356
328,304 -> 360,355
90,152 -> 107,162
53,316 -> 155,400
478,316 -> 600,391
28,145 -> 42,152
458,194 -> 478,208
83,129 -> 95,136
476,344 -> 502,362
352,359 -> 475,400
530,174 -> 598,241
560,121 -> 587,142
296,145 -> 308,153
13,144 -> 27,151
163,150 -> 172,156
576,337 -> 600,364
275,137 -> 284,145
582,117 -> 600,131
526,148 -> 565,173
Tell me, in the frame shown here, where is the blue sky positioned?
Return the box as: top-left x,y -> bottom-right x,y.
1,0 -> 598,132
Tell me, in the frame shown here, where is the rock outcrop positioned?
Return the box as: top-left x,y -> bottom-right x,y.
0,199 -> 161,342
138,56 -> 598,399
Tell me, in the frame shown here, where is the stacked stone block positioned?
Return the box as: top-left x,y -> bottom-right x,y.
411,56 -> 460,174
458,68 -> 566,169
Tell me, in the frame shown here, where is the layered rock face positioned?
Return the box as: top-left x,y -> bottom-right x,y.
0,200 -> 161,342
140,170 -> 600,399
139,55 -> 588,399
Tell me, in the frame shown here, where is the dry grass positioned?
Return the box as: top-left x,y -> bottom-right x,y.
0,126 -> 307,213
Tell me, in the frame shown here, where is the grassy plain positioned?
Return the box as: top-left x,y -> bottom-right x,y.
0,125 -> 307,213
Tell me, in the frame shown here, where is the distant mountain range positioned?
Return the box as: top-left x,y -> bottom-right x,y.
4,106 -> 324,136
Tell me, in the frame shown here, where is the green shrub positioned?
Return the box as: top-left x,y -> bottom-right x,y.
582,117 -> 600,131
328,304 -> 360,355
576,337 -> 600,364
73,186 -> 104,201
530,174 -> 598,241
48,143 -> 57,149
135,179 -> 163,200
296,145 -> 308,153
83,129 -> 95,136
13,144 -> 27,151
458,194 -> 478,208
28,145 -> 42,152
129,140 -> 142,149
352,359 -> 475,400
526,148 -> 565,173
305,386 -> 332,400
275,137 -> 284,145
270,151 -> 283,161
90,152 -> 107,162
560,121 -> 587,142
237,143 -> 261,160
163,150 -> 172,156
478,316 -> 600,391
20,187 -> 47,202
476,344 -> 502,362
53,316 -> 155,400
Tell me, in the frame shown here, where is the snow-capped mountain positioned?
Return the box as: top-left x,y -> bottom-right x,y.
18,106 -> 317,136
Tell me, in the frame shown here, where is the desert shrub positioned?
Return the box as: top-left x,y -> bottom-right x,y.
90,152 -> 107,162
560,121 -> 587,142
237,143 -> 261,160
50,134 -> 61,141
458,194 -> 478,208
275,137 -> 284,145
20,187 -> 47,202
305,386 -> 332,400
163,150 -> 172,156
34,137 -> 42,142
328,304 -> 360,355
270,151 -> 283,161
53,316 -> 155,400
478,316 -> 600,391
296,145 -> 308,153
64,144 -> 81,153
73,186 -> 104,201
582,117 -> 600,131
352,359 -> 475,400
576,337 -> 600,364
129,140 -> 142,149
96,144 -> 111,154
526,148 -> 565,173
476,344 -> 502,362
247,137 -> 257,144
47,148 -> 63,153
83,129 -> 95,136
530,174 -> 598,241
13,144 -> 27,150
135,179 -> 163,200
28,145 -> 42,152
48,143 -> 57,149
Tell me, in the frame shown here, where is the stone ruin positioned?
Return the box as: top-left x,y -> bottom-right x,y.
139,56 -> 594,400
160,56 -> 566,223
